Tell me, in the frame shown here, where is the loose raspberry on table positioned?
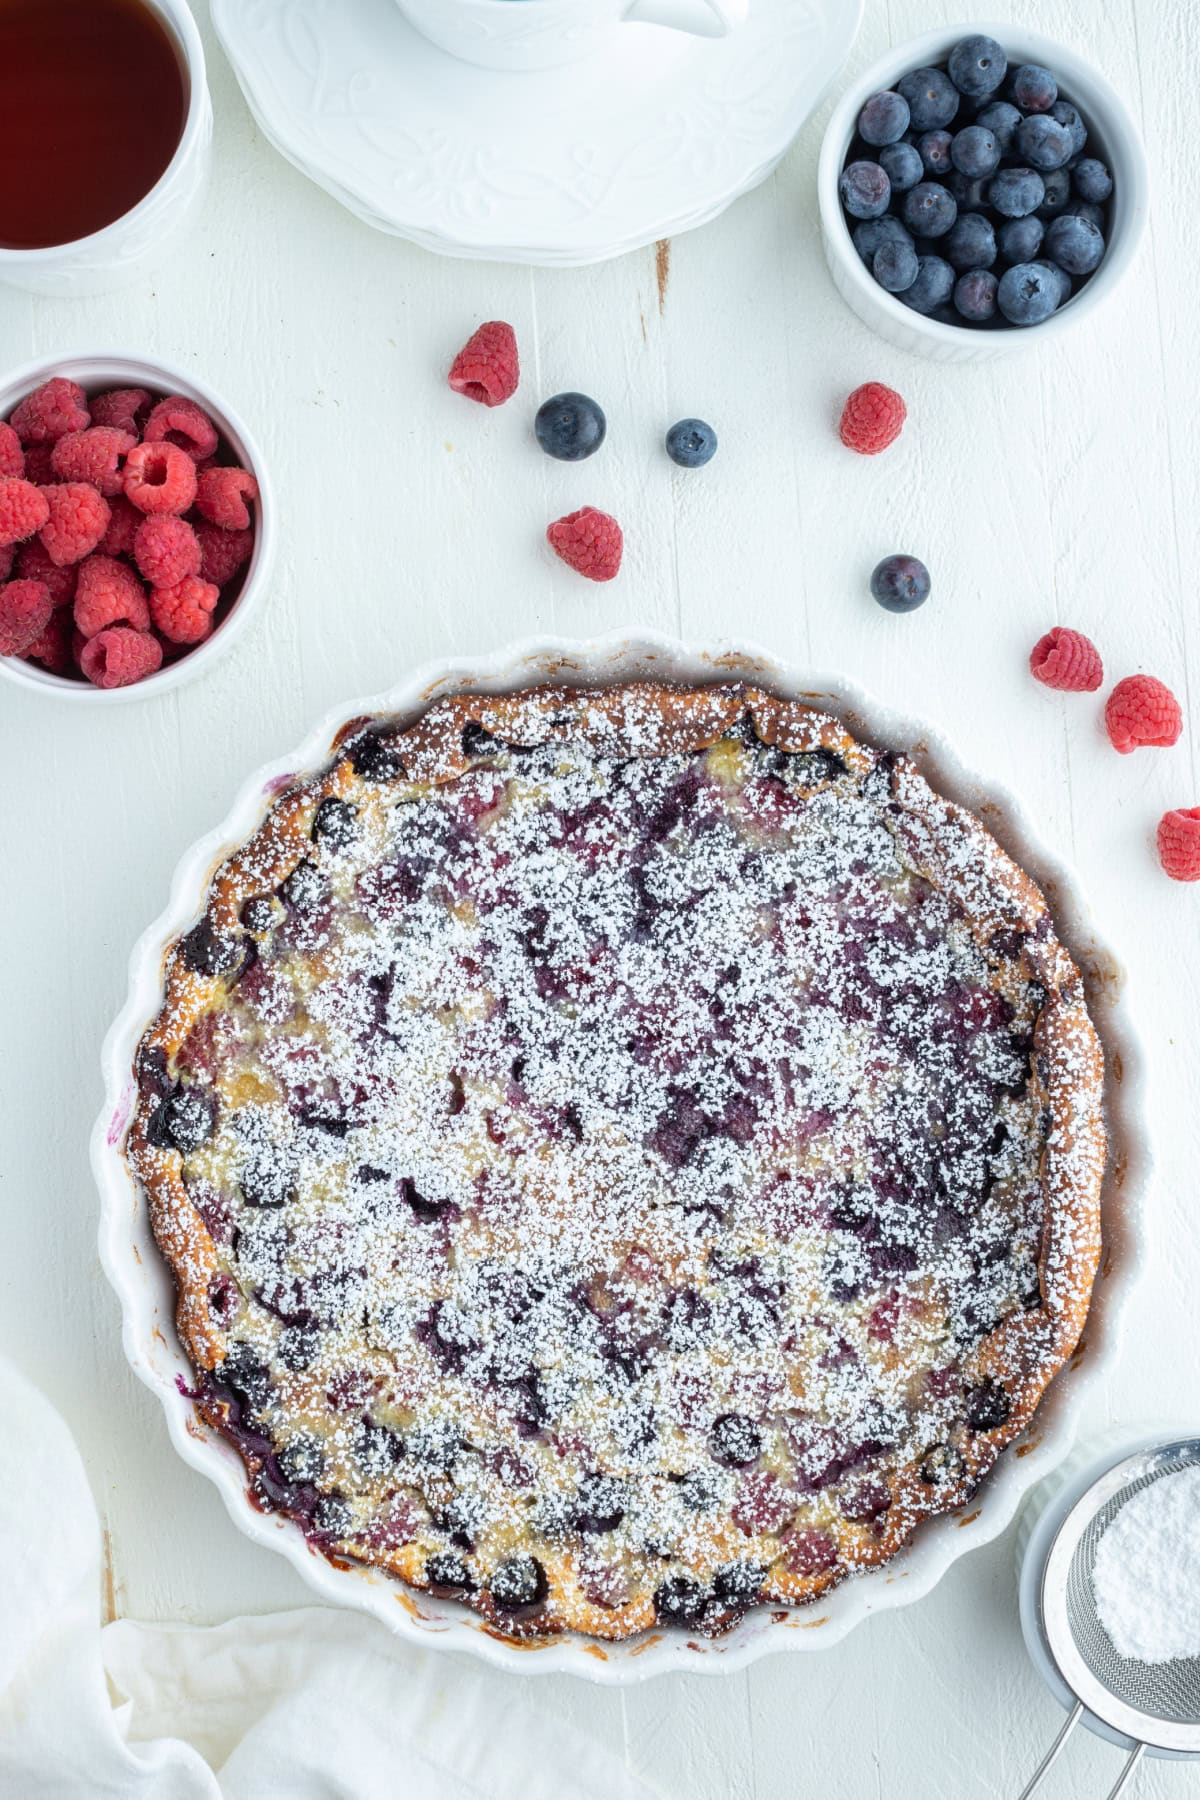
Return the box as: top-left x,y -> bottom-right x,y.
16,537 -> 79,609
0,577 -> 53,655
74,555 -> 151,638
50,425 -> 138,498
0,476 -> 51,547
90,387 -> 151,436
23,607 -> 73,673
10,377 -> 89,445
1158,808 -> 1200,882
123,441 -> 198,516
448,321 -> 520,407
194,466 -> 258,531
1104,674 -> 1183,754
195,519 -> 253,587
149,573 -> 219,644
1029,626 -> 1103,692
97,494 -> 141,558
0,422 -> 24,479
839,382 -> 907,455
143,394 -> 220,461
546,506 -> 624,581
134,514 -> 201,588
79,624 -> 163,688
39,482 -> 110,566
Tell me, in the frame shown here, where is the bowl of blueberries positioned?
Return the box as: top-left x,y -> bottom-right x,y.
817,23 -> 1148,359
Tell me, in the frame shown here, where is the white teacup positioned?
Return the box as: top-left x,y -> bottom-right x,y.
395,0 -> 748,73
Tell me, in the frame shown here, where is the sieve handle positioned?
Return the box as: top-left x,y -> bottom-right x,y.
1018,1701 -> 1083,1798
1106,1743 -> 1145,1799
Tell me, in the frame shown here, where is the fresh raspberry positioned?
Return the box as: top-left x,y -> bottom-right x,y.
50,425 -> 137,498
149,573 -> 219,644
195,519 -> 253,587
123,441 -> 197,516
16,537 -> 78,608
0,422 -> 23,478
1105,675 -> 1183,754
79,625 -> 163,689
839,382 -> 907,455
97,494 -> 141,558
74,555 -> 151,637
0,578 -> 53,655
144,395 -> 220,461
22,445 -> 57,485
0,476 -> 51,547
38,482 -> 110,566
194,465 -> 258,530
10,377 -> 89,445
1029,626 -> 1103,693
1158,808 -> 1200,882
90,387 -> 151,435
448,321 -> 520,407
133,514 -> 201,588
546,506 -> 624,581
23,606 -> 73,673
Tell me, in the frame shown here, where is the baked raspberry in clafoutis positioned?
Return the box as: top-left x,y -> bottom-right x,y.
0,377 -> 258,690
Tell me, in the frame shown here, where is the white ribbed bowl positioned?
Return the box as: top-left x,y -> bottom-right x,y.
817,23 -> 1150,361
93,631 -> 1149,1682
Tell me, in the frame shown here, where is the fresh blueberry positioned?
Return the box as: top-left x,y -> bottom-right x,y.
1037,258 -> 1074,305
873,240 -> 919,293
1051,100 -> 1087,158
665,418 -> 717,469
997,260 -> 1064,325
878,140 -> 923,193
953,268 -> 999,322
1016,112 -> 1074,172
870,555 -> 931,612
948,33 -> 1007,100
950,124 -> 1000,180
945,212 -> 996,272
975,100 -> 1022,155
997,214 -> 1045,264
896,66 -> 960,131
1008,63 -> 1057,113
1064,199 -> 1105,229
917,129 -> 953,177
1073,156 -> 1112,204
852,214 -> 913,267
534,392 -> 606,462
489,1554 -> 547,1611
857,89 -> 910,146
944,170 -> 987,210
839,160 -> 891,220
1045,212 -> 1105,274
988,166 -> 1046,218
710,1413 -> 762,1468
899,254 -> 954,314
902,181 -> 957,238
1036,166 -> 1072,217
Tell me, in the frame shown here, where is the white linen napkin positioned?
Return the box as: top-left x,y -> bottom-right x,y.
0,1358 -> 655,1799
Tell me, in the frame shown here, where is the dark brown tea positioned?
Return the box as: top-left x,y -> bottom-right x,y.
0,0 -> 187,250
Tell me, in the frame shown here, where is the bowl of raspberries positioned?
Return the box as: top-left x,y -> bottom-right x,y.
818,24 -> 1148,359
0,354 -> 272,698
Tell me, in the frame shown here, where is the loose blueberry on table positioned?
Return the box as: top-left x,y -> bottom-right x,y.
843,36 -> 1114,329
127,683 -> 1105,1642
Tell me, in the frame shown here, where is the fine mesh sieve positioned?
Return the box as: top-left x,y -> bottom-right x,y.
1019,1438 -> 1200,1799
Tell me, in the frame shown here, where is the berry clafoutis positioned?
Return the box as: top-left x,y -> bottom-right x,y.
841,36 -> 1115,330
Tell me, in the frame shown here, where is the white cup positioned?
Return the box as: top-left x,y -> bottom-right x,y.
0,0 -> 211,299
394,0 -> 748,73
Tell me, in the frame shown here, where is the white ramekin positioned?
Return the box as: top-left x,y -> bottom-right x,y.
0,0 -> 211,298
817,23 -> 1150,362
0,352 -> 273,704
93,630 -> 1149,1683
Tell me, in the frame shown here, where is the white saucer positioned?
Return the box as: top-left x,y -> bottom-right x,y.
211,0 -> 862,265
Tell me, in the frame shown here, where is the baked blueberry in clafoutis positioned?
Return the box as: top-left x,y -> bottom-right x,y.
841,36 -> 1114,329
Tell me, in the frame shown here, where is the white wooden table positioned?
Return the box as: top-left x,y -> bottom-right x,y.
3,2 -> 1198,1794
